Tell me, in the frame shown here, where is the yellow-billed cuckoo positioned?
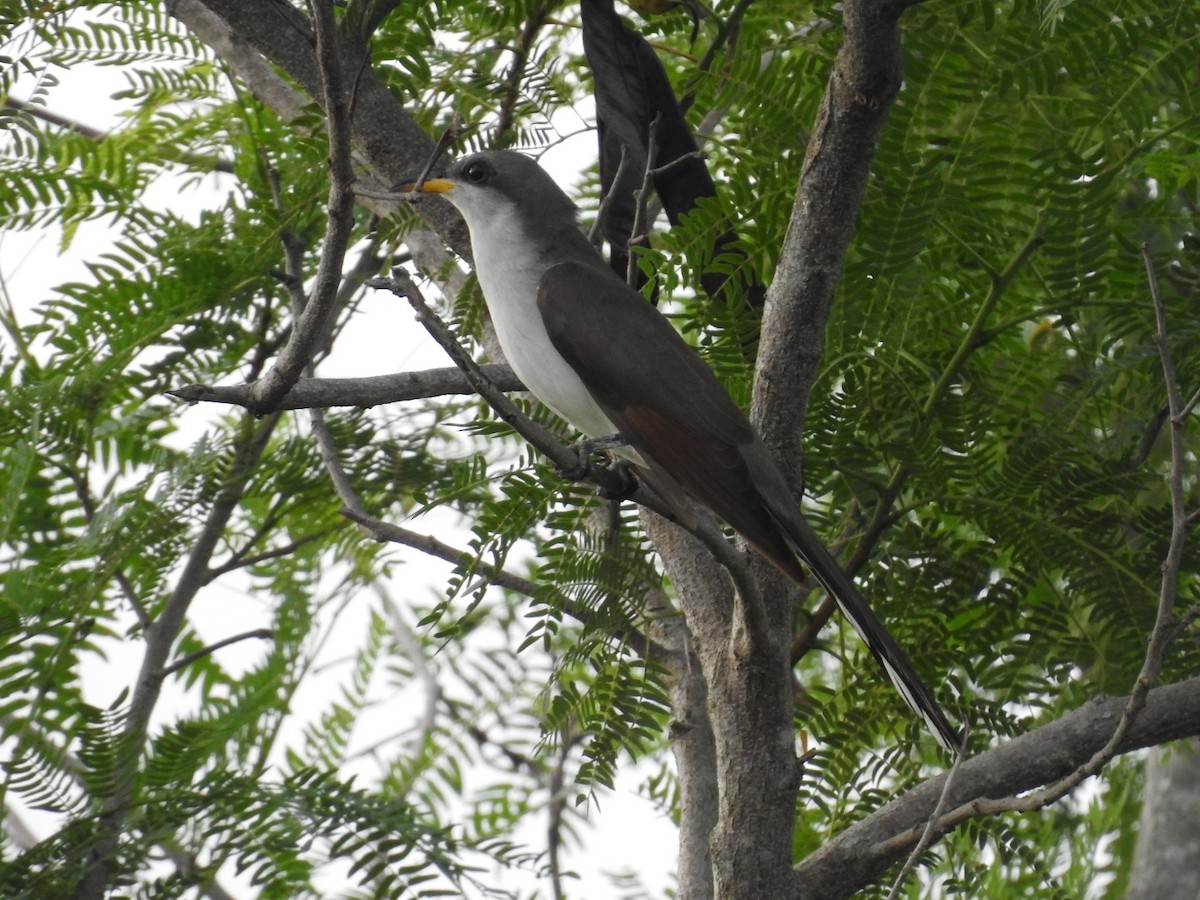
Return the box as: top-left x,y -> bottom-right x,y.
408,150 -> 960,752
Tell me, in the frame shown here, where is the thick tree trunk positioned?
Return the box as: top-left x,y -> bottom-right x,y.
1125,739 -> 1200,900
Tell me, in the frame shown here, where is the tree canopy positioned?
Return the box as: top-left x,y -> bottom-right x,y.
1,1 -> 1198,898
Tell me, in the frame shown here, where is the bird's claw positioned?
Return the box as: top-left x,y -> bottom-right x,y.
558,434 -> 637,500
596,460 -> 639,501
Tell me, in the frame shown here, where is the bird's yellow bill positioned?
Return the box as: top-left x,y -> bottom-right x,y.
400,178 -> 455,194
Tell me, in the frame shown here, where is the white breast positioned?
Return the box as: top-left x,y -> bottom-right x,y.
467,205 -> 619,440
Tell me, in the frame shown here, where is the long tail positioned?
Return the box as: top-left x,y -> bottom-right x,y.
769,509 -> 963,753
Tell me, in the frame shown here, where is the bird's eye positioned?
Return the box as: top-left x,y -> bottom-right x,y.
461,161 -> 489,184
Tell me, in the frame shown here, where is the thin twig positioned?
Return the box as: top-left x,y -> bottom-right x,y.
3,95 -> 236,173
1180,382 -> 1200,422
265,160 -> 309,318
680,0 -> 756,115
462,717 -> 545,776
1138,243 -> 1187,686
339,505 -> 670,658
161,629 -> 275,678
311,406 -> 368,516
379,583 -> 442,782
589,143 -> 629,245
885,729 -> 969,899
340,508 -> 536,597
627,115 -> 662,287
495,4 -> 551,146
353,183 -> 425,202
394,119 -> 473,193
205,529 -> 334,581
649,150 -> 707,178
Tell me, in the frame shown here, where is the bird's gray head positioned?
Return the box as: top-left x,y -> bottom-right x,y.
405,150 -> 579,233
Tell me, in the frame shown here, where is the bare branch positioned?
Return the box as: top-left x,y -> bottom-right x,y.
1141,243 -> 1189,686
311,405 -> 368,517
885,733 -> 969,899
495,4 -> 552,147
588,143 -> 630,246
627,115 -> 661,287
3,94 -> 235,173
378,583 -> 442,769
1180,382 -> 1200,423
339,505 -> 668,657
161,629 -> 275,678
679,0 -> 754,115
169,364 -> 524,410
206,530 -> 331,579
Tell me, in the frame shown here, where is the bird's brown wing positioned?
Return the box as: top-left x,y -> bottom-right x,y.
538,261 -> 961,752
536,262 -> 794,561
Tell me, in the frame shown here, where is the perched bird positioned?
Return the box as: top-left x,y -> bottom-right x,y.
407,150 -> 960,752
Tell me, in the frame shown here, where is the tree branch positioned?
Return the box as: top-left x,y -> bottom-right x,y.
183,0 -> 469,255
494,3 -> 552,146
339,506 -> 668,659
243,0 -> 357,410
73,406 -> 277,897
161,629 -> 275,678
169,364 -> 523,409
3,95 -> 235,173
751,0 -> 908,472
1140,242 -> 1190,688
206,527 -> 334,582
794,677 -> 1200,899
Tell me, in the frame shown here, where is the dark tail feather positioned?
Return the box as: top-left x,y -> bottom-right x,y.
770,509 -> 963,753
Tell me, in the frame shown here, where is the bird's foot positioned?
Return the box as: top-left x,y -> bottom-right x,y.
560,433 -> 630,479
558,434 -> 637,500
596,459 -> 639,501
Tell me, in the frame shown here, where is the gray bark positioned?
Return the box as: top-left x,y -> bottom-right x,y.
1126,739 -> 1200,900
